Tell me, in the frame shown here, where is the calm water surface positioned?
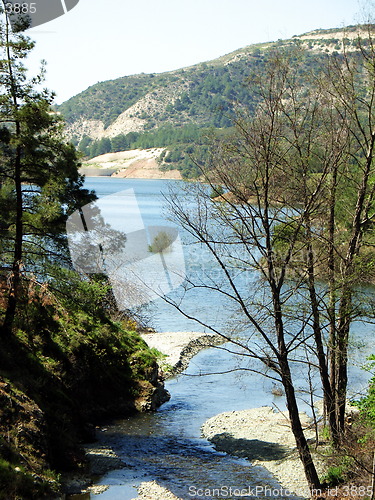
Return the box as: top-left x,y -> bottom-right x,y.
75,178 -> 373,500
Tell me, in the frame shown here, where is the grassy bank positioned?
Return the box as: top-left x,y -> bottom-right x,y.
0,274 -> 168,499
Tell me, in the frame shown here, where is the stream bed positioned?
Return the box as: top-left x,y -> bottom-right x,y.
72,334 -> 371,500
82,346 -> 310,500
73,178 -> 373,500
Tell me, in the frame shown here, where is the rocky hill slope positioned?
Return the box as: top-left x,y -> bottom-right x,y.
57,25 -> 375,178
58,25 -> 372,145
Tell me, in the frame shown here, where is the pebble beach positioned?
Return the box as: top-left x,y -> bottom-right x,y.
135,332 -> 323,499
71,331 -> 323,499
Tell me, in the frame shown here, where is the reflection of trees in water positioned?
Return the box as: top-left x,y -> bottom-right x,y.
148,230 -> 175,254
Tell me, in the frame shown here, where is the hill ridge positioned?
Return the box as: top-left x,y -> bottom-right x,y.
58,23 -> 375,178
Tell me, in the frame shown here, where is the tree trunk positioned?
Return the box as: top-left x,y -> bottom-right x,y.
280,356 -> 322,491
2,15 -> 23,335
3,142 -> 23,334
272,281 -> 322,492
328,161 -> 338,440
335,301 -> 350,433
305,215 -> 340,446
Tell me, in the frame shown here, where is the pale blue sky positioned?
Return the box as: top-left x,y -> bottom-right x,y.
25,0 -> 369,104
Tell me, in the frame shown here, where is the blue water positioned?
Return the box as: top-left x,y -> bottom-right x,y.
78,177 -> 374,500
82,177 -> 234,332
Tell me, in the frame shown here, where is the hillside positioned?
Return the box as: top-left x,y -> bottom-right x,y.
0,274 -> 169,498
58,24 -> 375,177
80,148 -> 182,179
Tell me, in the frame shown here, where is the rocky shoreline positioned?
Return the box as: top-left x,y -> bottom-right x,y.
140,330 -> 224,378
79,148 -> 182,179
63,333 -> 324,500
201,407 -> 326,499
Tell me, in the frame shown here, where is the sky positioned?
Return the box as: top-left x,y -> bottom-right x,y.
24,0 -> 370,104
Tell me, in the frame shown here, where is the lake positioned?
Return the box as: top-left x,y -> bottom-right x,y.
77,177 -> 374,500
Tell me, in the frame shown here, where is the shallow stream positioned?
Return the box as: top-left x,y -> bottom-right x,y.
71,178 -> 373,500
78,346 -> 308,500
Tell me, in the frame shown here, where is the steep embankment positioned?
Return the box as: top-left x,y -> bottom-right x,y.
65,78 -> 191,141
80,147 -> 182,179
0,279 -> 169,499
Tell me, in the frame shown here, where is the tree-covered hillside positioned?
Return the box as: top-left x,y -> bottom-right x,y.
58,25 -> 375,178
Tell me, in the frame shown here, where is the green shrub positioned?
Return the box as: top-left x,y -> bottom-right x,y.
322,465 -> 345,486
210,185 -> 224,198
354,356 -> 375,427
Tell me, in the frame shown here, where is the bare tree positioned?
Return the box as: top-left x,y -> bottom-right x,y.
320,24 -> 375,437
164,31 -> 375,493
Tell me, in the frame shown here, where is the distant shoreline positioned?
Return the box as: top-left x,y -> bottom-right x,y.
83,175 -> 178,179
82,174 -> 180,179
79,148 -> 182,180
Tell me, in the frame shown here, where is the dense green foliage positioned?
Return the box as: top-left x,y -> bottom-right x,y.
356,358 -> 375,427
0,101 -> 95,274
58,60 -> 259,130
0,272 -> 161,498
0,9 -> 96,329
78,124 -> 219,177
58,28 -> 366,126
59,28 -> 367,132
79,123 -> 211,156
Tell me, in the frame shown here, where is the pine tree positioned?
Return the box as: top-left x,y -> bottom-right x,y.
0,4 -> 95,333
